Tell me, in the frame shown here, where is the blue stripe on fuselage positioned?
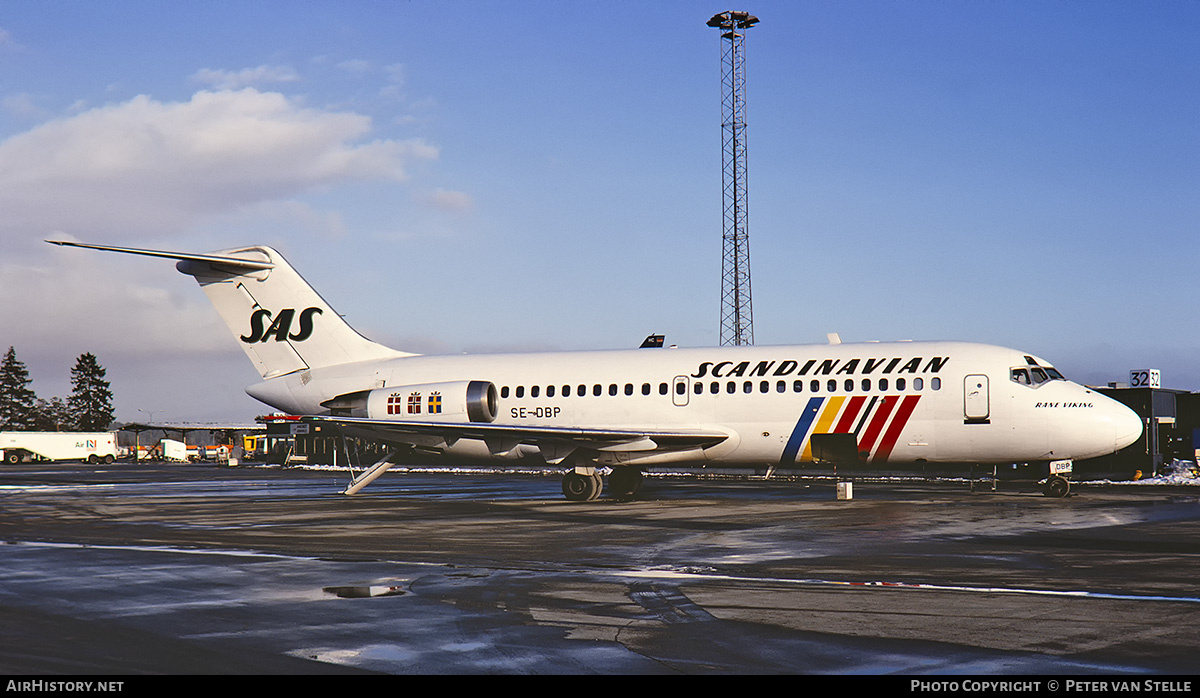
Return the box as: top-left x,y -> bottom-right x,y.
780,397 -> 824,467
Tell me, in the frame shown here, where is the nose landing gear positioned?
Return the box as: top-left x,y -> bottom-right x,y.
1043,459 -> 1074,498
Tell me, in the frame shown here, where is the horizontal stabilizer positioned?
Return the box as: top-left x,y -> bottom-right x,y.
49,239 -> 410,377
46,240 -> 275,272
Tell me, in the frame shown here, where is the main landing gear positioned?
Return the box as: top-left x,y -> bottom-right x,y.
562,470 -> 603,501
561,465 -> 643,502
1043,474 -> 1071,498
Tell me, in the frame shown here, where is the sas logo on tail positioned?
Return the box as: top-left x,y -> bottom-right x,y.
240,307 -> 322,343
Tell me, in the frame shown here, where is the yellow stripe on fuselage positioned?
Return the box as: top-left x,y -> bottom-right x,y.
800,396 -> 845,461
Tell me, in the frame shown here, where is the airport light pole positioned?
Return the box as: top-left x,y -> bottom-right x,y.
708,10 -> 759,347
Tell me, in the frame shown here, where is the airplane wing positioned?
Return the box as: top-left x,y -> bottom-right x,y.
298,414 -> 728,457
284,415 -> 731,495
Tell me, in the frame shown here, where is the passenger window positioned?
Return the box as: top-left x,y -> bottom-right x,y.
609,384 -> 618,396
727,382 -> 736,394
931,377 -> 941,390
811,380 -> 820,392
516,386 -> 525,398
694,382 -> 703,394
827,379 -> 837,392
642,383 -> 651,396
914,377 -> 923,391
675,382 -> 686,395
794,380 -> 804,393
624,383 -> 633,396
760,381 -> 769,393
711,381 -> 719,394
777,380 -> 786,393
743,381 -> 753,394
879,378 -> 888,391
659,383 -> 669,395
844,379 -> 854,392
578,384 -> 586,397
501,386 -> 510,399
861,378 -> 871,391
897,378 -> 906,391
531,386 -> 539,398
593,384 -> 602,396
547,385 -> 555,397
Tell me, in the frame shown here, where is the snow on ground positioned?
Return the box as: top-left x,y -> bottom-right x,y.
1092,460 -> 1200,487
275,460 -> 1200,486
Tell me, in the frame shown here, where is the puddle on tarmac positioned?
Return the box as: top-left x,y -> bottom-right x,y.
323,584 -> 408,598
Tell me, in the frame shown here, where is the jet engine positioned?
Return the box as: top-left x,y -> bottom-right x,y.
363,380 -> 498,423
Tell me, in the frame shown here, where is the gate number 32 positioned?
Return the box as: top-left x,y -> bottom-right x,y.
1130,369 -> 1160,388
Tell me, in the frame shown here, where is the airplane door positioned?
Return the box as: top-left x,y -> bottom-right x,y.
672,376 -> 690,407
964,374 -> 990,423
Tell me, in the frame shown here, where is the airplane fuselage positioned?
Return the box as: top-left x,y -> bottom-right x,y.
246,339 -> 1142,469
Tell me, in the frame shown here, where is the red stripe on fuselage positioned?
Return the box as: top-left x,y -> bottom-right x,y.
834,396 -> 866,433
872,395 -> 921,463
857,396 -> 896,455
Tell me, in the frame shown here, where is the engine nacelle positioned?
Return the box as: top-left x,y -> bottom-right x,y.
365,380 -> 498,423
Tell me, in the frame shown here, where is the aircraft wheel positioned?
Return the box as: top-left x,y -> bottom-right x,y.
608,466 -> 643,500
1044,475 -> 1070,498
562,471 -> 602,501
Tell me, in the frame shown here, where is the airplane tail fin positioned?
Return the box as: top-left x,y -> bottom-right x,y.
47,241 -> 410,378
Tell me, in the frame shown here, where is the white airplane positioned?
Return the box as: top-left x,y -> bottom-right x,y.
49,240 -> 1142,500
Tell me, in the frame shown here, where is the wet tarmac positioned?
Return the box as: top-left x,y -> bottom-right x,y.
1,462 -> 1198,675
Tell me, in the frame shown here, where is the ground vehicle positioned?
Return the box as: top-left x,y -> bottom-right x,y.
1,431 -> 118,464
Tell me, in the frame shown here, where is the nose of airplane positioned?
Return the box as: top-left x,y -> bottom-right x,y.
1112,401 -> 1143,451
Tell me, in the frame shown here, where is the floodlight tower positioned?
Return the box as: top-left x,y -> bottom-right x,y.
708,10 -> 759,346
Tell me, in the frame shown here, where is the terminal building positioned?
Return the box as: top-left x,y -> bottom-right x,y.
1089,371 -> 1200,478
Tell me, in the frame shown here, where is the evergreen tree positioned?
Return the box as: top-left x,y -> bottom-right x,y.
67,353 -> 114,431
32,397 -> 70,431
0,347 -> 37,430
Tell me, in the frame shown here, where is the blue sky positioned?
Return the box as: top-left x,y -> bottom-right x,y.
1,1 -> 1197,423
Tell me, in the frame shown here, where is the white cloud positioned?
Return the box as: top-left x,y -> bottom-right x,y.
1,86 -> 447,420
2,92 -> 44,118
192,64 -> 300,90
419,188 -> 474,212
336,59 -> 371,75
0,27 -> 22,52
0,88 -> 439,239
2,250 -> 229,360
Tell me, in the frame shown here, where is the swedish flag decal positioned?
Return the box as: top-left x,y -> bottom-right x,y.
428,391 -> 442,414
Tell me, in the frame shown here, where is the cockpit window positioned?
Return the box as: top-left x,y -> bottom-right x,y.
1011,365 -> 1067,387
